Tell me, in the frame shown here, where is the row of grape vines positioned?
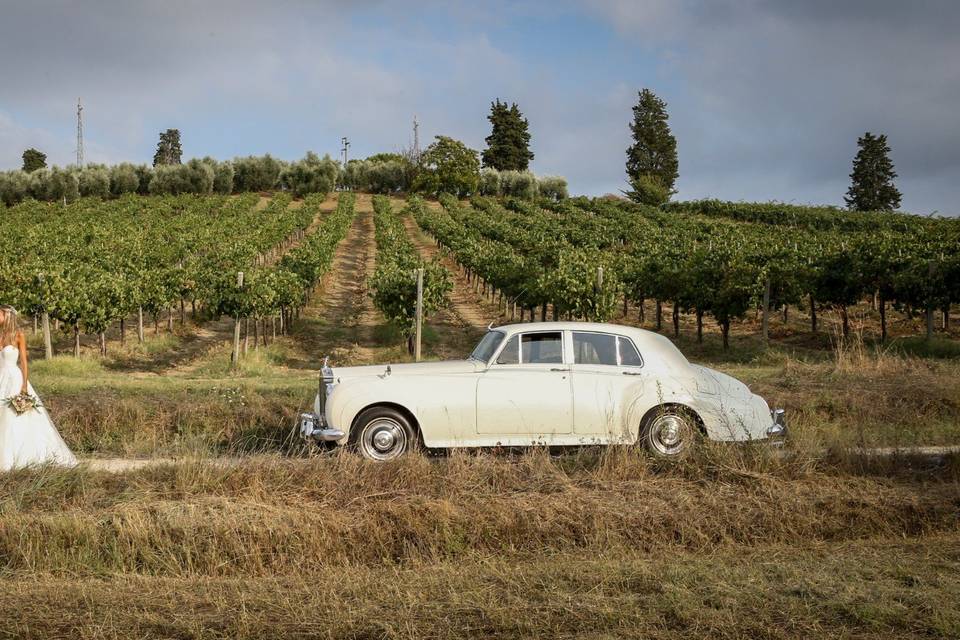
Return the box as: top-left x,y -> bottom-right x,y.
660,199 -> 959,234
224,192 -> 357,351
413,194 -> 960,347
368,196 -> 451,340
0,193 -> 352,356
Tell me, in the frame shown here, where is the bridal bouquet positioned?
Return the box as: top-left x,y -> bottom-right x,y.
4,392 -> 43,415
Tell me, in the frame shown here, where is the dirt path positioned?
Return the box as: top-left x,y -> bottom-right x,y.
279,194 -> 381,369
81,444 -> 960,473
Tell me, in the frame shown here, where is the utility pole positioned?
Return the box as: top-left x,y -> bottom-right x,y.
341,136 -> 350,167
75,98 -> 84,167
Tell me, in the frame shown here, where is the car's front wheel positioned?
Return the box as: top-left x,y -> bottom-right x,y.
640,406 -> 698,458
351,406 -> 418,461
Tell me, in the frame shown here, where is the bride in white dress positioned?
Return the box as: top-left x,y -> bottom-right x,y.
0,305 -> 77,471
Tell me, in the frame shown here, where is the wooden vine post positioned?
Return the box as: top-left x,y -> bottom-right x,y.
761,277 -> 771,344
414,268 -> 424,362
231,271 -> 244,367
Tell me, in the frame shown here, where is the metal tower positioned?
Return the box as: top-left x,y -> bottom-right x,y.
413,115 -> 420,159
341,136 -> 350,167
75,98 -> 84,166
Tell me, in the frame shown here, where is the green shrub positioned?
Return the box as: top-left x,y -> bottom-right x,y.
29,167 -> 79,203
77,165 -> 111,199
412,136 -> 480,198
134,164 -> 153,195
109,163 -> 141,196
0,170 -> 31,206
537,176 -> 568,201
232,155 -> 282,192
499,170 -> 538,199
211,160 -> 235,195
479,168 -> 501,196
280,152 -> 338,197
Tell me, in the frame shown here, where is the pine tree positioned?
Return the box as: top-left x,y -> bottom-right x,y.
844,132 -> 901,211
481,100 -> 534,171
153,129 -> 183,166
21,148 -> 47,172
624,89 -> 678,205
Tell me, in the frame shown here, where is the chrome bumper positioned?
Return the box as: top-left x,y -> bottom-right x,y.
300,412 -> 345,442
766,408 -> 787,444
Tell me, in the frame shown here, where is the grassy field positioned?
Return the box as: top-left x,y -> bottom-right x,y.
2,192 -> 959,637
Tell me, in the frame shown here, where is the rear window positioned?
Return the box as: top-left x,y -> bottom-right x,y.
573,332 -> 617,365
618,336 -> 643,367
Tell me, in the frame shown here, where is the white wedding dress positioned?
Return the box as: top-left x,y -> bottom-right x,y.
0,345 -> 77,470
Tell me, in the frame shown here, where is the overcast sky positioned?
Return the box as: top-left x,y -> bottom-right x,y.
1,1 -> 957,214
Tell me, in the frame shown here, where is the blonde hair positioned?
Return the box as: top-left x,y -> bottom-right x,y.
0,305 -> 18,346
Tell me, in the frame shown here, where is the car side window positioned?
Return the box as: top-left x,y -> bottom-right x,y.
618,336 -> 643,367
573,332 -> 617,366
496,335 -> 520,365
521,332 -> 563,364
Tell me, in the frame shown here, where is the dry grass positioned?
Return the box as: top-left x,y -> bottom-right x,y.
0,536 -> 957,638
1,450 -> 956,578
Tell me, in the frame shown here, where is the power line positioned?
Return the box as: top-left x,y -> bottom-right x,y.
76,98 -> 84,167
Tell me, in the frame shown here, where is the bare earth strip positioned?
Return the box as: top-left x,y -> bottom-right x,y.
279,193 -> 380,369
81,445 -> 960,473
389,198 -> 503,364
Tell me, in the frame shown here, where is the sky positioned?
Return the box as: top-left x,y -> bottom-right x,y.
1,0 -> 958,215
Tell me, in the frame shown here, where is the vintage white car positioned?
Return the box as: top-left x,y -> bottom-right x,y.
300,322 -> 786,460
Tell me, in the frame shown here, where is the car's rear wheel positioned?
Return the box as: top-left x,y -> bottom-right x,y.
640,406 -> 698,458
351,406 -> 418,461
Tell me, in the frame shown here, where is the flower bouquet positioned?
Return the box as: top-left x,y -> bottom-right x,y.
3,392 -> 43,415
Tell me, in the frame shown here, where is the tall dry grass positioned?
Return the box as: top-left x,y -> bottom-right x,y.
1,449 -> 956,577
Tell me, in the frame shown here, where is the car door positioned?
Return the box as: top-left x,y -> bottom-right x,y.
476,330 -> 573,435
570,331 -> 646,441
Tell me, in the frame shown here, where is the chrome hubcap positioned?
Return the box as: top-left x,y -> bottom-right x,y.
649,414 -> 690,455
362,418 -> 406,460
373,429 -> 396,451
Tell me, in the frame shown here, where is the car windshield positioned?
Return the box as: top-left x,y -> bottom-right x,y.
469,330 -> 505,363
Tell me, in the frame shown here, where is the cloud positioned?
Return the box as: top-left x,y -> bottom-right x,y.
0,1 -> 957,214
586,0 -> 960,213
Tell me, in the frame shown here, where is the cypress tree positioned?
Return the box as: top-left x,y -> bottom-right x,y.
481,100 -> 534,171
844,132 -> 901,211
624,89 -> 678,205
21,148 -> 47,172
153,129 -> 183,166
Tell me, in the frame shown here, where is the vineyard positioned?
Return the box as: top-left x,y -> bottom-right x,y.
368,195 -> 451,341
0,192 -> 355,357
414,195 -> 960,347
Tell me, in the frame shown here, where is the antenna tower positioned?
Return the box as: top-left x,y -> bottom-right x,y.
413,115 -> 420,159
75,98 -> 84,166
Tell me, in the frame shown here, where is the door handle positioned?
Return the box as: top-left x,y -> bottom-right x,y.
550,367 -> 570,372
622,371 -> 643,376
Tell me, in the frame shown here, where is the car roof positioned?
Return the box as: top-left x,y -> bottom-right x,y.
491,321 -> 690,369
